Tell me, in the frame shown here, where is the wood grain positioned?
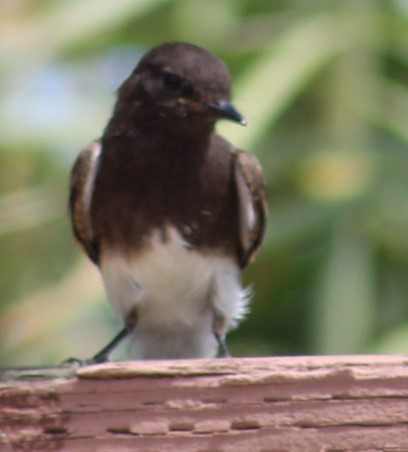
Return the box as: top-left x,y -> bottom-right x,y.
1,355 -> 408,451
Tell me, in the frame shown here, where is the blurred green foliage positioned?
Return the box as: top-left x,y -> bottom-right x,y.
1,0 -> 408,365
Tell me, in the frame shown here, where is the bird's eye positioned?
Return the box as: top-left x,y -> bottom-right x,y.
163,72 -> 182,92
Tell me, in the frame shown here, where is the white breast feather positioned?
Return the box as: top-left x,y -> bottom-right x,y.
100,227 -> 250,359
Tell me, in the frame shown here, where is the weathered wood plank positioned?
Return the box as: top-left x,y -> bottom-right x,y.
1,355 -> 408,451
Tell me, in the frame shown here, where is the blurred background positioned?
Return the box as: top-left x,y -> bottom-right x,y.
1,0 -> 408,366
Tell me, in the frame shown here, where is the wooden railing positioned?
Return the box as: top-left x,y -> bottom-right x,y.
1,355 -> 408,450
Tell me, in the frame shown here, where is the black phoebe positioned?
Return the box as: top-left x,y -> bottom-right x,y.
69,42 -> 267,362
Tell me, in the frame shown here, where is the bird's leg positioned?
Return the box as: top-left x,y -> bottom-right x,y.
63,327 -> 130,367
63,308 -> 138,366
212,309 -> 231,358
212,307 -> 231,358
89,326 -> 130,364
214,331 -> 231,358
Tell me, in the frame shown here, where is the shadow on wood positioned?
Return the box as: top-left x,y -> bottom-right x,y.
1,355 -> 408,451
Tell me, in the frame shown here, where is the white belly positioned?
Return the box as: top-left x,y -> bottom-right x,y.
100,227 -> 249,359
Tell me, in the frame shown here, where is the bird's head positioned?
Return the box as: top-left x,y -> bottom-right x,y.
115,42 -> 246,133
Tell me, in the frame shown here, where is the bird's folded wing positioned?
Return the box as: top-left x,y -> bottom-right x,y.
69,140 -> 102,264
234,150 -> 267,268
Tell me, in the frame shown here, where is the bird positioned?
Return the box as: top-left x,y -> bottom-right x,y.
69,42 -> 267,363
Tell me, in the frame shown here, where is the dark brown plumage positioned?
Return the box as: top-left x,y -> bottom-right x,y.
69,42 -> 267,362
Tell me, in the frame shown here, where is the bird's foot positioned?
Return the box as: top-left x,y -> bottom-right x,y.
62,325 -> 131,367
62,354 -> 109,367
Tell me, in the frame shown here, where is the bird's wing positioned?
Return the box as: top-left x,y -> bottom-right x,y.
234,150 -> 267,268
69,140 -> 102,264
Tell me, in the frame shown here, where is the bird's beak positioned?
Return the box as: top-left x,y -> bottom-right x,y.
206,99 -> 247,126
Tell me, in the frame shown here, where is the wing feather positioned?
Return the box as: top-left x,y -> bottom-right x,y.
234,150 -> 267,268
69,140 -> 101,264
